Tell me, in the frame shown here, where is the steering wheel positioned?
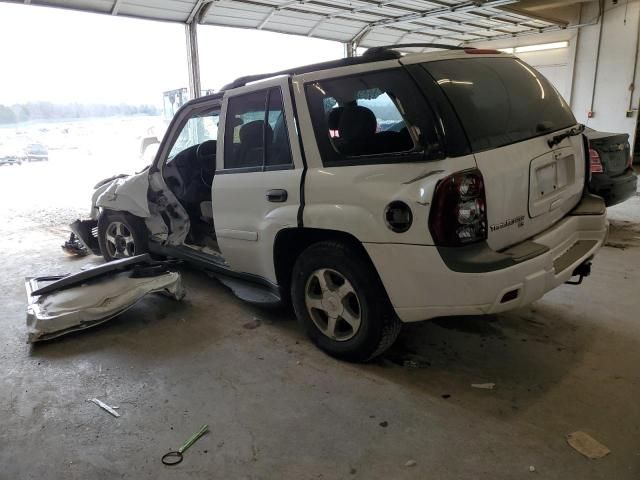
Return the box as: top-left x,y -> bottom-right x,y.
196,140 -> 217,187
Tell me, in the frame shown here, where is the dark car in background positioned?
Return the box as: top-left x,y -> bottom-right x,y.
586,128 -> 637,206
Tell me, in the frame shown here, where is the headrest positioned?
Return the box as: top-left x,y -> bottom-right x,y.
239,120 -> 273,148
338,105 -> 377,142
327,107 -> 344,130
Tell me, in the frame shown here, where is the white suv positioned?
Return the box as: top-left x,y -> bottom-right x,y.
72,45 -> 608,362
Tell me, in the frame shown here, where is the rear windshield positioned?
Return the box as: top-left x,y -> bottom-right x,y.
421,57 -> 576,152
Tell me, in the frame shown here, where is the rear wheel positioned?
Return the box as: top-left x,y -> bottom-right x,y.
291,241 -> 401,362
97,211 -> 149,262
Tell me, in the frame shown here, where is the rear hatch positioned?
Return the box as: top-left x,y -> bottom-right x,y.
585,129 -> 630,177
418,55 -> 585,250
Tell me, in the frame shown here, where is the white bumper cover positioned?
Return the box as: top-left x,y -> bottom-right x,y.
366,208 -> 608,323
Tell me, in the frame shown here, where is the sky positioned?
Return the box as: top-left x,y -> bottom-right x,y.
0,3 -> 343,106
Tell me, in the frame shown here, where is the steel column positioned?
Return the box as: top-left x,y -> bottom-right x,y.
185,21 -> 201,99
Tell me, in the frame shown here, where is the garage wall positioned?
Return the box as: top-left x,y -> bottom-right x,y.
571,0 -> 640,150
474,0 -> 640,156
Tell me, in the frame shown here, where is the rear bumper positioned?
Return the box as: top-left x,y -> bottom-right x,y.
590,169 -> 637,206
365,195 -> 608,322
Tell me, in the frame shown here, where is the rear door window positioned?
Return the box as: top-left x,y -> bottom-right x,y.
305,68 -> 441,166
224,88 -> 293,171
421,57 -> 576,152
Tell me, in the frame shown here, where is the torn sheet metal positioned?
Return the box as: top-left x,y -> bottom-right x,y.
26,269 -> 185,343
95,170 -> 151,219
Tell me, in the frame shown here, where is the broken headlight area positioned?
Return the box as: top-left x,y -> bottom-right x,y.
25,254 -> 185,343
64,219 -> 100,256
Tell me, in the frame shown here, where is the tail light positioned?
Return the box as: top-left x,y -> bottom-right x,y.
589,148 -> 603,173
429,169 -> 487,246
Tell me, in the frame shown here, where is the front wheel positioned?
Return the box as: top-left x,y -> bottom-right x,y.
291,241 -> 401,362
97,210 -> 149,262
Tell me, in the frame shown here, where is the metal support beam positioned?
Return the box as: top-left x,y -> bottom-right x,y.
185,21 -> 201,100
111,0 -> 122,15
344,41 -> 357,57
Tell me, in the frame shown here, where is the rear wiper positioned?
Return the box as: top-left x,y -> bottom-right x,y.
547,124 -> 585,148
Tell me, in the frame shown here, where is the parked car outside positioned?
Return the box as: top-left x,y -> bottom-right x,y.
70,46 -> 608,362
24,142 -> 48,161
0,144 -> 23,166
585,127 -> 637,206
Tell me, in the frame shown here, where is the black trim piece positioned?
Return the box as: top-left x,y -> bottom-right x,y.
437,240 -> 549,273
288,78 -> 308,228
151,243 -> 281,295
31,254 -> 155,296
221,52 -> 400,91
365,44 -> 467,56
215,164 -> 294,175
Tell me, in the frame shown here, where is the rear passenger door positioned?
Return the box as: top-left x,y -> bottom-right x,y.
212,78 -> 303,284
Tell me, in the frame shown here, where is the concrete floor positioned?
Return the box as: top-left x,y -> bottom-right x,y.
1,175 -> 640,479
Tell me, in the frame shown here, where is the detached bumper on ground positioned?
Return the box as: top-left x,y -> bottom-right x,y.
366,195 -> 608,322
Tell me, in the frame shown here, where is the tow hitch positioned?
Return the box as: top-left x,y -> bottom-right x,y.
565,261 -> 592,285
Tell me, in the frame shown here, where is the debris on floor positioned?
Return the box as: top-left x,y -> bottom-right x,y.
25,254 -> 185,342
61,232 -> 89,256
471,382 -> 496,390
243,317 -> 262,329
529,465 -> 536,472
566,431 -> 611,459
162,424 -> 209,466
404,459 -> 417,467
88,398 -> 120,418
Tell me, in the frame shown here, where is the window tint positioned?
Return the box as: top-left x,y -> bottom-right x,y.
422,57 -> 576,152
305,68 -> 440,165
223,88 -> 292,170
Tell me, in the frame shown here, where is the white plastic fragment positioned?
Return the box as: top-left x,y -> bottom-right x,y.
471,383 -> 496,390
88,398 -> 121,417
529,465 -> 536,472
404,460 -> 417,467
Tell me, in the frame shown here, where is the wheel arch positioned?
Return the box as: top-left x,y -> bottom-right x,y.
273,227 -> 389,305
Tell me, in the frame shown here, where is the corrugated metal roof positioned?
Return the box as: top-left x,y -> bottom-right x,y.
5,0 -> 564,47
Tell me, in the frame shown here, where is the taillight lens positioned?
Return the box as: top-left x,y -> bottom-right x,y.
429,169 -> 487,246
589,148 -> 603,173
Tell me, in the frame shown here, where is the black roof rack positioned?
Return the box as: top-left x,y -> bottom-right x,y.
220,43 -> 469,91
221,49 -> 400,91
364,43 -> 469,57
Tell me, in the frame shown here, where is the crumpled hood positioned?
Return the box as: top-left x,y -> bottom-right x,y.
89,169 -> 151,220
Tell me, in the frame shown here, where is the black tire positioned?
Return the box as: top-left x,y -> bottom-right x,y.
291,241 -> 401,362
97,210 -> 149,262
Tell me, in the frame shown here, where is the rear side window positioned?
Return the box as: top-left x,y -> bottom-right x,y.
224,88 -> 293,170
422,57 -> 576,152
305,68 -> 441,166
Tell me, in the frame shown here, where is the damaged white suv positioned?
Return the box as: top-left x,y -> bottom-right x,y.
72,45 -> 608,362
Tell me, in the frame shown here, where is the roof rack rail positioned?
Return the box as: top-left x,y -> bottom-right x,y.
221,49 -> 400,91
364,43 -> 469,57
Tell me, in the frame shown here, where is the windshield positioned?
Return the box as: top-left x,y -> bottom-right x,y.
168,109 -> 219,160
421,57 -> 576,152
